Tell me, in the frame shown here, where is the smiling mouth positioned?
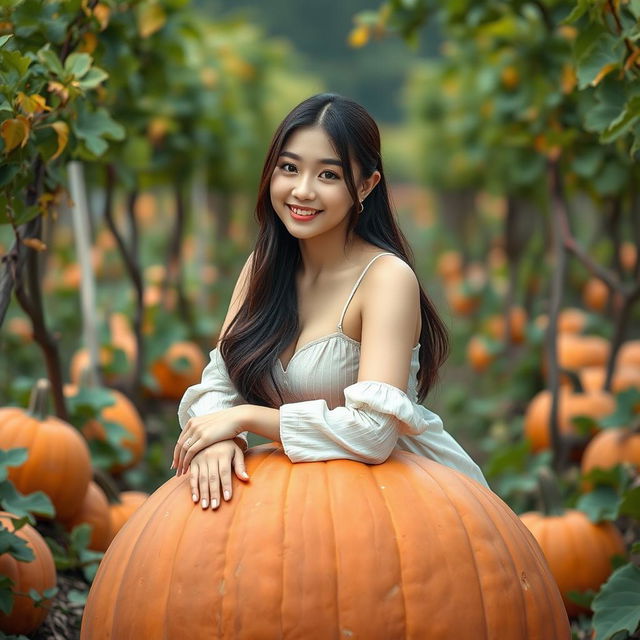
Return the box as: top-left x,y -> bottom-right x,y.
287,204 -> 323,216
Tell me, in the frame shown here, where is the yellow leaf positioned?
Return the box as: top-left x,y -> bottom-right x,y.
50,121 -> 69,160
48,81 -> 70,104
1,117 -> 29,153
591,63 -> 617,86
78,32 -> 98,54
93,3 -> 110,30
348,25 -> 369,48
561,64 -> 577,94
22,237 -> 47,252
16,92 -> 51,115
137,2 -> 166,39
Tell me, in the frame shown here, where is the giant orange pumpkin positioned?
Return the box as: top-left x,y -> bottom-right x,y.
0,512 -> 57,634
0,379 -> 92,520
520,510 -> 625,617
81,445 -> 570,639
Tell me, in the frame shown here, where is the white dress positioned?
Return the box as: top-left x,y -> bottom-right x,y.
177,253 -> 489,488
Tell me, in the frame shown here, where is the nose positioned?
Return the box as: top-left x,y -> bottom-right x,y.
291,173 -> 315,201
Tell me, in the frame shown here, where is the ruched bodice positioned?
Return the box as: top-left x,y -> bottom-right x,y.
271,332 -> 421,409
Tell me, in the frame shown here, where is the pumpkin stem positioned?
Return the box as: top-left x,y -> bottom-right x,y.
27,378 -> 52,421
559,367 -> 584,394
536,467 -> 565,516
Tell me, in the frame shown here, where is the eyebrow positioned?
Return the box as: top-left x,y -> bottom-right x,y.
279,151 -> 343,167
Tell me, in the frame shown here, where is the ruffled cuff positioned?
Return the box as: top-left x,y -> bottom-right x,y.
343,380 -> 443,436
177,347 -> 246,430
279,380 -> 443,464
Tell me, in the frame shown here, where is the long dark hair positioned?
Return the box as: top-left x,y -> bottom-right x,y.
219,93 -> 449,406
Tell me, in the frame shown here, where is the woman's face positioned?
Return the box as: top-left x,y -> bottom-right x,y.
269,126 -> 361,242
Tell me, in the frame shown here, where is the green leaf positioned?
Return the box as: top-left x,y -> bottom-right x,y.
0,482 -> 54,519
37,47 -> 64,77
0,448 -> 28,481
602,96 -> 640,143
576,33 -> 624,89
576,486 -> 621,522
618,487 -> 640,520
77,66 -> 108,90
567,589 -> 596,610
601,388 -> 640,428
581,465 -> 632,490
0,35 -> 13,48
73,107 -> 125,157
64,52 -> 92,79
0,574 -> 14,615
592,563 -> 640,640
563,0 -> 590,23
0,527 -> 33,562
0,49 -> 31,77
67,589 -> 88,605
0,163 -> 21,189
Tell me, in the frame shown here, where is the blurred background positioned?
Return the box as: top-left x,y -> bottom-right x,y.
1,1 -> 640,637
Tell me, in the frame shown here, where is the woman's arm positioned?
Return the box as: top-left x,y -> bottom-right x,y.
242,256 -> 427,464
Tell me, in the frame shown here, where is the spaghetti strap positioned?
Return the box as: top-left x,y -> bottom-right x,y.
337,252 -> 395,332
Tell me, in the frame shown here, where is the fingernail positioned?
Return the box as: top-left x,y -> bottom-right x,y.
224,490 -> 230,501
201,498 -> 208,509
170,461 -> 174,469
192,494 -> 198,502
212,499 -> 218,509
242,471 -> 249,479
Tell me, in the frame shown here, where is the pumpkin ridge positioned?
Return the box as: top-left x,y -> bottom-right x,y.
400,454 -> 490,637
279,454 -> 297,638
113,477 -> 188,636
369,463 -> 409,636
323,460 -> 344,637
486,487 -> 570,636
427,465 -> 493,638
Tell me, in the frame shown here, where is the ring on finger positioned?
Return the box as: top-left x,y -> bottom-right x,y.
185,437 -> 193,446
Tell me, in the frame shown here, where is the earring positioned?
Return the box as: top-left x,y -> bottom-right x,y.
357,200 -> 364,214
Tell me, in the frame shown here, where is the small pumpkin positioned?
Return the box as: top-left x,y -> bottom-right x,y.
147,341 -> 206,400
64,382 -> 146,474
81,445 -> 570,639
61,481 -> 113,552
0,512 -> 57,635
485,306 -> 527,343
619,340 -> 640,368
523,387 -> 615,452
519,470 -> 625,618
0,379 -> 92,520
466,335 -> 495,372
581,427 -> 640,476
109,491 -> 148,538
579,365 -> 640,394
557,334 -> 609,371
582,277 -> 608,311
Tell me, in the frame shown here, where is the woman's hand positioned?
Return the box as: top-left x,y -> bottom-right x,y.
188,440 -> 249,510
172,406 -> 245,475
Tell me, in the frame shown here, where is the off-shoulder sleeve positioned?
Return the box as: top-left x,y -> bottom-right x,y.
279,380 -> 442,464
176,347 -> 248,451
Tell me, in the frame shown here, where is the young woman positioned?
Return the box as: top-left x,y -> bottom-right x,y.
172,93 -> 488,510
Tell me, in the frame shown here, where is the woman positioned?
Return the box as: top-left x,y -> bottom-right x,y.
173,93 -> 488,510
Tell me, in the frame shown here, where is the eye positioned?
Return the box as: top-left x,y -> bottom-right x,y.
279,162 -> 297,173
320,170 -> 339,180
